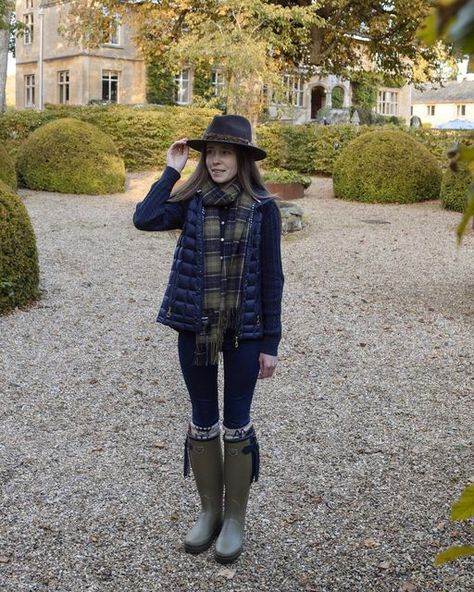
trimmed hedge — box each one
[441,165,473,212]
[0,143,17,189]
[333,130,442,204]
[16,118,126,194]
[0,104,219,171]
[257,121,473,176]
[1,105,471,175]
[0,180,39,313]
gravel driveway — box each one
[1,171,473,592]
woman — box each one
[133,114,284,563]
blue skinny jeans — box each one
[178,330,262,430]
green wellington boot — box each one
[183,435,224,554]
[214,428,259,564]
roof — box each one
[412,79,474,104]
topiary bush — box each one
[16,118,126,194]
[0,143,17,189]
[333,130,442,203]
[440,164,472,212]
[0,180,39,313]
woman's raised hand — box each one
[166,138,189,174]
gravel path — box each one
[1,172,473,592]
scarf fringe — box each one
[193,308,239,366]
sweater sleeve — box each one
[260,200,284,356]
[133,166,187,231]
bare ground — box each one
[1,172,473,592]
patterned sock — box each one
[223,421,253,442]
[188,421,221,440]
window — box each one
[24,74,35,107]
[211,69,225,97]
[457,104,466,117]
[427,105,435,116]
[24,13,34,44]
[175,68,191,105]
[107,16,121,45]
[102,70,119,102]
[58,71,70,104]
[377,91,398,115]
[25,0,33,8]
[283,74,304,108]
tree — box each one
[418,0,474,242]
[0,0,13,113]
[60,0,321,123]
[60,0,452,122]
[270,0,450,83]
[0,1,26,112]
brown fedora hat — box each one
[186,114,267,161]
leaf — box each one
[217,567,236,579]
[456,185,474,244]
[457,144,474,165]
[417,12,438,45]
[434,545,474,565]
[451,483,474,521]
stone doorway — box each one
[311,86,325,119]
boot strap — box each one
[242,429,260,483]
[183,437,191,478]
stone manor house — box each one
[15,0,412,122]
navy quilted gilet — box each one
[157,191,265,341]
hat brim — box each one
[186,139,267,161]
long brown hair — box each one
[169,145,269,202]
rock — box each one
[277,200,304,234]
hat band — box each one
[203,132,251,146]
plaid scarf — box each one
[194,179,253,365]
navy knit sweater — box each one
[133,166,284,355]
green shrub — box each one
[261,168,312,188]
[0,109,58,162]
[333,129,442,203]
[0,180,39,313]
[257,122,371,175]
[16,118,126,194]
[440,164,472,212]
[256,120,472,177]
[0,143,17,189]
[409,128,474,170]
[0,104,219,171]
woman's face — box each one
[205,142,238,187]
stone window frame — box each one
[24,12,34,45]
[377,90,399,116]
[102,69,120,103]
[25,0,34,8]
[105,15,121,46]
[211,68,225,97]
[283,73,304,108]
[175,67,192,105]
[24,74,35,107]
[58,70,70,104]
